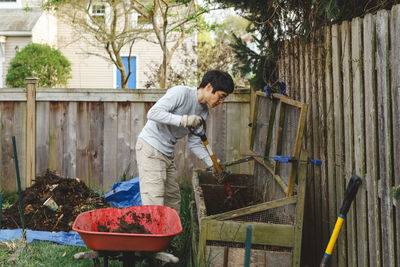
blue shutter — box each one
[117,56,137,89]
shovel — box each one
[189,119,243,206]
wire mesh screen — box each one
[232,203,296,225]
[206,240,293,252]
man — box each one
[136,70,234,213]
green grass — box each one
[0,182,196,266]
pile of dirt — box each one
[1,170,110,232]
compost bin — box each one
[192,92,309,267]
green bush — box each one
[6,43,71,88]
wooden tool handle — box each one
[203,139,222,173]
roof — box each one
[0,8,43,32]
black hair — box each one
[198,70,234,94]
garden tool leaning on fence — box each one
[189,118,244,207]
[320,174,363,267]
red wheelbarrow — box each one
[72,205,182,266]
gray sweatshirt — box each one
[138,85,213,167]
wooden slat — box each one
[130,102,146,178]
[117,102,131,181]
[341,20,356,267]
[88,102,104,188]
[239,102,250,174]
[205,219,295,247]
[25,79,37,186]
[363,13,381,267]
[390,5,400,265]
[303,41,317,267]
[318,30,329,249]
[332,23,346,267]
[14,102,26,189]
[293,150,308,267]
[0,103,17,191]
[209,196,298,221]
[376,10,395,267]
[293,38,300,100]
[103,102,118,189]
[63,102,77,178]
[36,102,49,175]
[76,102,90,185]
[49,102,65,175]
[352,16,368,267]
[311,37,322,256]
[325,27,337,257]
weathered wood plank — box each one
[376,10,395,267]
[390,5,400,265]
[205,219,295,247]
[36,102,49,175]
[0,103,17,191]
[103,102,118,189]
[293,38,300,100]
[117,102,131,182]
[239,102,250,173]
[130,102,146,178]
[303,41,317,267]
[311,37,322,256]
[325,27,337,257]
[76,102,90,185]
[14,102,26,189]
[352,16,368,267]
[318,30,329,249]
[25,79,37,186]
[49,102,65,175]
[63,102,77,178]
[363,13,381,267]
[332,23,346,267]
[341,20,356,267]
[89,102,104,189]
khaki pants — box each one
[135,138,181,214]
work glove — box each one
[180,115,202,128]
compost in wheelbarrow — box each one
[72,205,182,252]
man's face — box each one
[205,83,228,108]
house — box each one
[0,0,197,89]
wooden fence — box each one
[0,85,250,193]
[277,4,400,267]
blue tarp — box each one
[0,178,142,246]
[104,177,142,208]
[0,229,85,246]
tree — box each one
[6,43,71,88]
[45,0,150,88]
[130,0,216,88]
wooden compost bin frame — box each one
[192,92,308,266]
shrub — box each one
[6,43,71,88]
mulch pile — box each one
[1,170,110,232]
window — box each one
[0,0,21,8]
[117,56,137,89]
[90,4,106,25]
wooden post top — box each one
[25,78,38,84]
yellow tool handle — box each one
[202,139,222,173]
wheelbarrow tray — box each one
[72,205,182,252]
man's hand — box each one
[181,115,202,128]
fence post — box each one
[25,78,38,187]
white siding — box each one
[32,12,57,46]
[2,37,31,87]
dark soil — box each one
[1,169,110,232]
[199,173,261,215]
[97,210,151,234]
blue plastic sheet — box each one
[104,177,142,208]
[0,229,85,246]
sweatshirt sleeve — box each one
[187,134,213,167]
[146,87,185,127]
